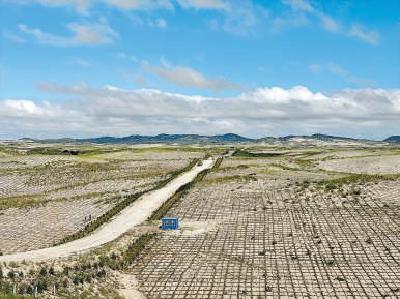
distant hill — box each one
[257,133,386,147]
[33,133,255,145]
[283,133,370,142]
[384,136,400,143]
[17,133,397,145]
[258,133,367,143]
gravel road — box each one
[0,158,214,262]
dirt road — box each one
[0,158,214,263]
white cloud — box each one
[147,62,240,92]
[1,84,399,139]
[2,99,45,116]
[69,23,117,44]
[12,0,259,35]
[154,18,167,28]
[282,0,339,32]
[308,63,321,72]
[282,0,378,43]
[18,24,70,46]
[271,14,309,32]
[282,0,313,12]
[176,0,229,10]
[69,57,91,67]
[104,0,173,10]
[11,0,173,11]
[318,14,340,32]
[18,0,230,11]
[117,52,138,63]
[35,0,92,12]
[348,24,380,45]
[17,22,118,46]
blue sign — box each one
[162,217,179,230]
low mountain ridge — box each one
[17,133,398,145]
[384,136,400,143]
[33,133,254,145]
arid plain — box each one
[0,140,399,298]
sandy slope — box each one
[0,158,214,263]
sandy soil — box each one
[130,154,400,299]
[115,272,147,299]
[0,158,213,263]
[318,154,400,174]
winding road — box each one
[0,158,214,263]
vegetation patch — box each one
[294,159,315,169]
[202,174,257,186]
[0,196,45,210]
[114,233,157,268]
[233,150,283,158]
[316,173,400,190]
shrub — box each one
[7,272,15,280]
[38,267,47,276]
[36,277,48,292]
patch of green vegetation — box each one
[233,150,283,158]
[119,233,157,267]
[294,159,314,169]
[0,294,32,299]
[257,168,278,175]
[97,287,124,299]
[202,174,257,186]
[25,147,123,157]
[0,196,46,210]
[211,156,223,170]
[129,146,208,153]
[316,173,400,190]
[268,162,299,171]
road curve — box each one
[0,158,214,263]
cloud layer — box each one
[9,0,381,40]
[1,85,399,139]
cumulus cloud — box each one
[147,62,240,92]
[1,84,399,139]
[2,99,45,116]
[17,22,118,46]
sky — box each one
[0,0,399,140]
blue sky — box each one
[0,0,399,139]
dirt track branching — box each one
[56,159,200,245]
